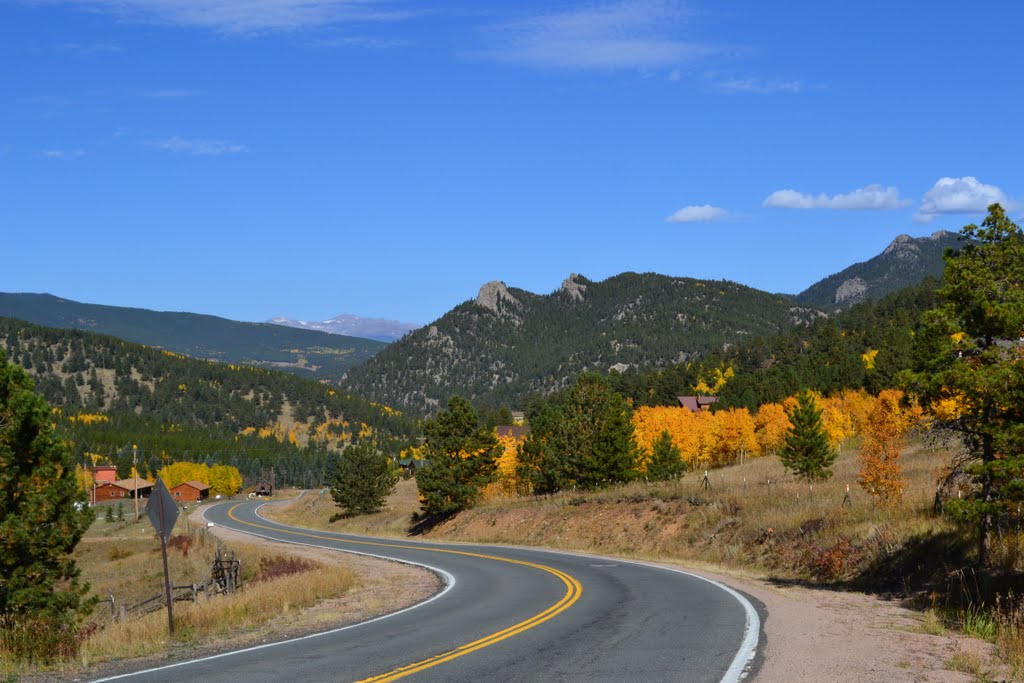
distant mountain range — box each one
[0,293,384,380]
[795,230,960,311]
[0,231,959,413]
[340,273,824,414]
[341,232,962,415]
[267,314,420,343]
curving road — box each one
[95,500,761,683]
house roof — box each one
[173,480,210,491]
[113,478,154,491]
[676,395,718,412]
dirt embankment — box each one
[425,501,1006,682]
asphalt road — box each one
[95,500,761,683]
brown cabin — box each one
[253,480,274,497]
[171,480,210,503]
[677,395,718,413]
[94,481,130,502]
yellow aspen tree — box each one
[754,402,791,456]
[858,389,922,507]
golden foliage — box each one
[858,389,923,507]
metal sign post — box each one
[146,478,179,636]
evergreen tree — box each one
[903,204,1024,576]
[105,505,114,523]
[519,373,639,494]
[0,351,93,658]
[779,390,836,481]
[646,430,685,481]
[416,396,499,518]
[331,443,399,516]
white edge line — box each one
[483,545,761,683]
[88,503,456,683]
[247,508,760,683]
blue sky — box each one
[2,1,1021,325]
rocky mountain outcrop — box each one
[797,231,960,311]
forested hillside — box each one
[0,293,385,380]
[795,231,959,311]
[342,272,823,415]
[0,317,417,484]
[612,278,941,410]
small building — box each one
[92,465,118,484]
[510,411,526,426]
[677,395,718,413]
[253,480,274,497]
[114,478,153,499]
[496,425,531,439]
[171,480,211,503]
[94,481,131,503]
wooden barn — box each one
[171,480,211,503]
[253,480,274,496]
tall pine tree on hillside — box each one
[519,373,639,494]
[779,390,837,481]
[331,443,399,516]
[416,396,499,518]
[646,430,686,481]
[903,204,1024,579]
[0,351,93,659]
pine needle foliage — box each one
[331,443,399,516]
[0,351,93,661]
[779,390,837,481]
[416,397,499,518]
[646,430,686,481]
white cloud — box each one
[147,137,247,155]
[666,204,728,223]
[41,148,86,159]
[475,1,714,71]
[914,176,1012,223]
[30,1,412,34]
[713,77,803,94]
[763,183,910,210]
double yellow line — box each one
[225,504,583,682]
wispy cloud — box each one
[41,148,86,159]
[666,204,728,223]
[140,89,200,99]
[30,1,414,34]
[914,176,1014,223]
[474,1,714,71]
[763,184,910,211]
[712,77,803,95]
[147,137,247,155]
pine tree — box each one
[331,443,399,516]
[416,396,499,518]
[519,373,639,494]
[646,430,685,481]
[779,390,837,481]
[903,204,1024,576]
[0,351,93,659]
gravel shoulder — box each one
[652,562,1005,682]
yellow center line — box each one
[225,504,583,683]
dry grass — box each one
[0,502,359,679]
[265,479,420,537]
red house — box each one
[171,481,211,503]
[92,465,118,484]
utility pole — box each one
[133,444,140,522]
